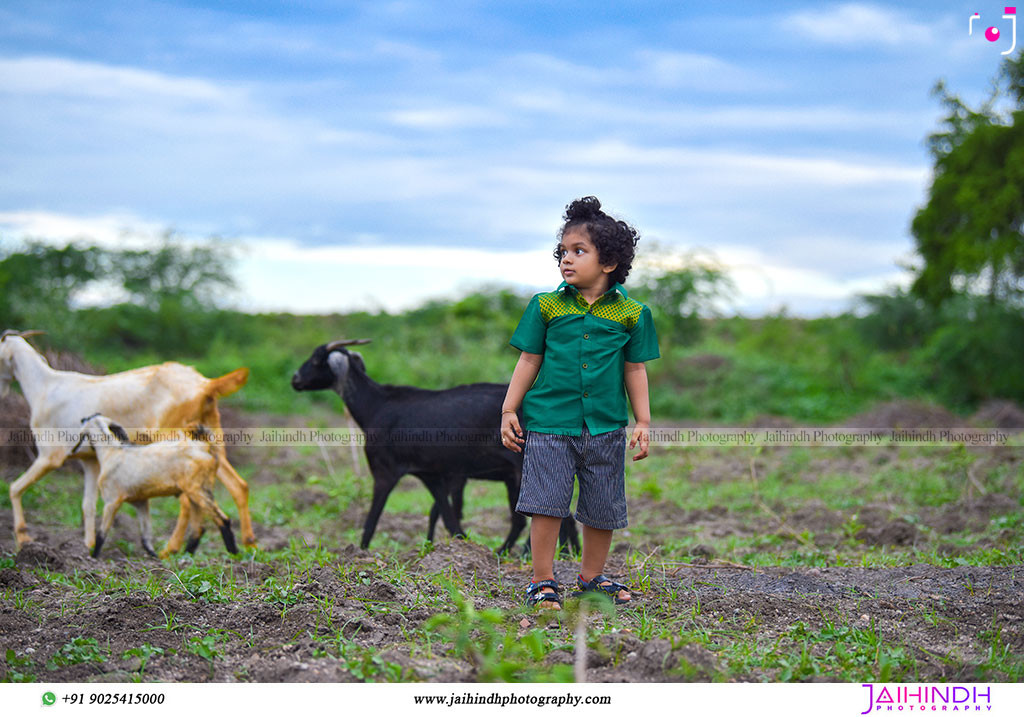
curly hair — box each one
[553,196,639,286]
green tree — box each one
[0,241,104,331]
[910,53,1024,308]
[0,234,236,355]
[630,249,734,347]
[113,232,235,310]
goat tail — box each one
[205,367,249,398]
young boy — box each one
[500,196,659,609]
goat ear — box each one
[109,422,132,445]
[326,351,350,379]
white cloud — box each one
[552,140,926,187]
[782,3,935,47]
[386,105,509,129]
[0,56,234,103]
[635,50,774,91]
[0,210,166,248]
[711,242,913,316]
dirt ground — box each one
[2,509,1022,684]
[1,525,1022,683]
[1,398,1023,682]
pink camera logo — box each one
[970,7,1017,54]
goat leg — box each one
[427,502,439,542]
[185,526,205,554]
[215,460,255,547]
[80,459,101,549]
[185,492,207,553]
[216,513,238,554]
[203,496,238,555]
[427,475,466,542]
[9,453,62,546]
[91,532,106,558]
[93,496,125,558]
[423,480,465,540]
[361,464,404,549]
[129,500,158,557]
[160,495,192,558]
[558,517,581,555]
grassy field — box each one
[2,398,1022,683]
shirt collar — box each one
[557,280,628,299]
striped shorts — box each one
[516,426,628,530]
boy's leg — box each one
[580,524,630,603]
[517,430,577,609]
[530,514,562,584]
[530,514,563,609]
[575,427,630,602]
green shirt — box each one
[510,281,660,436]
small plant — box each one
[842,513,865,543]
[185,628,234,679]
[47,637,108,669]
[121,644,168,680]
[175,564,233,603]
[186,629,228,661]
[2,649,36,683]
[425,579,574,682]
[263,576,301,607]
[334,637,406,682]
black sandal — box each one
[525,579,562,609]
[573,573,632,605]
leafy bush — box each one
[919,297,1024,408]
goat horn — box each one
[325,338,372,351]
[1,329,45,342]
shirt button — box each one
[584,391,589,397]
[583,333,589,339]
[582,363,588,369]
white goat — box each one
[0,329,255,552]
[74,414,237,558]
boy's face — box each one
[558,227,617,292]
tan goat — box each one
[0,330,255,551]
[74,414,237,558]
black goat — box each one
[291,339,579,553]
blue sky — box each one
[0,2,1013,315]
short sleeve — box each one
[624,305,660,363]
[510,294,546,354]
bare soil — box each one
[1,399,1022,682]
[1,523,1022,683]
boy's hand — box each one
[501,411,525,453]
[629,423,650,461]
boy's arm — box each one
[500,351,543,453]
[624,360,651,461]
